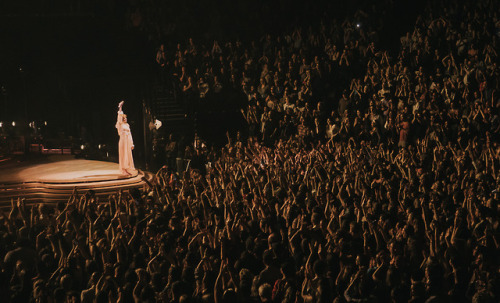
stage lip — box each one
[0,156,151,206]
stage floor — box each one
[0,155,137,184]
[0,155,151,207]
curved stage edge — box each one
[0,155,153,207]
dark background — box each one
[0,8,149,145]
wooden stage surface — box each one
[0,155,151,207]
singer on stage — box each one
[116,101,135,175]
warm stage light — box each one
[155,119,162,129]
[81,145,85,150]
[12,121,16,127]
[0,122,3,127]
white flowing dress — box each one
[116,110,135,174]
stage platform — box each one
[0,155,152,208]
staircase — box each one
[150,84,191,135]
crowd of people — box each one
[1,0,499,302]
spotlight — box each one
[155,119,162,130]
[356,23,361,28]
[0,122,2,127]
[12,121,16,127]
[81,145,85,150]
[44,121,47,126]
[98,144,102,149]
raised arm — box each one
[116,101,125,129]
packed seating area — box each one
[1,0,499,302]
